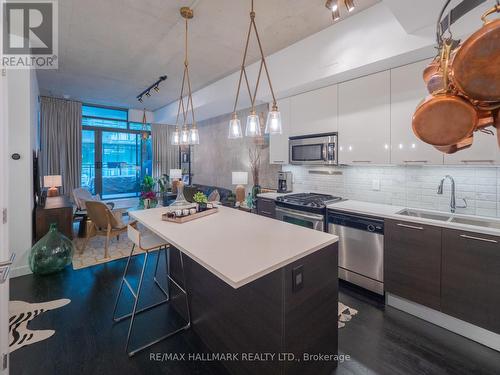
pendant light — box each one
[140,109,150,140]
[171,7,200,146]
[229,0,282,138]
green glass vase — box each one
[29,223,74,275]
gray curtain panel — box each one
[151,123,179,179]
[40,96,82,196]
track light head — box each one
[325,0,338,12]
[138,97,143,103]
[345,0,355,13]
[145,91,151,97]
[154,85,160,93]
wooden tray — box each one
[162,207,218,223]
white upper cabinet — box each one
[390,60,444,165]
[269,98,290,165]
[338,71,391,165]
[290,85,338,137]
[444,130,500,165]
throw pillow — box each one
[207,189,220,202]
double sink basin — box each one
[397,209,500,230]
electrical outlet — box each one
[292,265,304,292]
[372,179,380,191]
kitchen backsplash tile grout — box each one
[282,165,500,218]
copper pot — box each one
[412,93,478,146]
[423,58,443,94]
[434,136,473,154]
[495,110,500,147]
[451,5,500,103]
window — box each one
[81,104,152,199]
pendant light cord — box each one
[231,0,278,115]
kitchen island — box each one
[130,205,339,375]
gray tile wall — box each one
[283,165,500,218]
[192,104,281,191]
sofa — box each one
[183,184,233,204]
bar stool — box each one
[112,223,191,357]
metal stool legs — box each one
[112,246,191,357]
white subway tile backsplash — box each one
[282,165,500,218]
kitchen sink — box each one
[396,209,451,221]
[450,217,500,230]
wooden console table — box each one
[35,196,73,242]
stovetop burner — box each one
[276,193,342,209]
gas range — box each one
[276,193,343,215]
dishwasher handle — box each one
[328,211,384,234]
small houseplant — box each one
[193,192,208,211]
[140,175,158,208]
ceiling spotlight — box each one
[145,91,151,97]
[138,97,143,103]
[154,85,160,93]
[332,7,340,21]
[344,0,355,12]
[325,0,338,12]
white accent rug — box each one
[9,299,71,352]
[72,234,144,270]
[338,302,358,328]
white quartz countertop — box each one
[327,200,500,237]
[130,206,338,289]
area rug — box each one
[9,299,70,353]
[338,302,358,328]
[72,234,144,270]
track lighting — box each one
[344,0,355,13]
[136,75,167,103]
[325,0,355,21]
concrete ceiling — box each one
[37,0,380,110]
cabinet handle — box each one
[397,223,424,231]
[352,160,372,163]
[404,160,428,163]
[273,160,285,163]
[460,160,494,163]
[260,211,273,215]
[460,234,498,243]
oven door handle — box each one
[276,206,324,221]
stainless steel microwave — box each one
[289,133,338,165]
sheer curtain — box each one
[40,96,82,196]
[151,123,179,179]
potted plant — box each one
[193,192,208,211]
[140,175,158,209]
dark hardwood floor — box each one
[10,255,500,375]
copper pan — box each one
[423,58,443,94]
[451,5,500,103]
[413,93,478,146]
[494,110,500,147]
[434,136,473,154]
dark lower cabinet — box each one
[384,219,442,310]
[442,229,500,334]
[257,198,276,218]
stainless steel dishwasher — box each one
[328,210,384,295]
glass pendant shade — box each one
[189,127,200,145]
[171,128,180,145]
[180,128,190,145]
[228,114,243,139]
[265,109,282,135]
[245,112,261,137]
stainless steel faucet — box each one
[437,175,467,213]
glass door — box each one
[81,130,152,199]
[101,131,141,199]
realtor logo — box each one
[2,0,58,69]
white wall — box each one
[8,69,40,277]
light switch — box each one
[372,179,380,191]
[292,265,304,292]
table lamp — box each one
[232,171,248,204]
[44,175,62,197]
[169,169,189,207]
